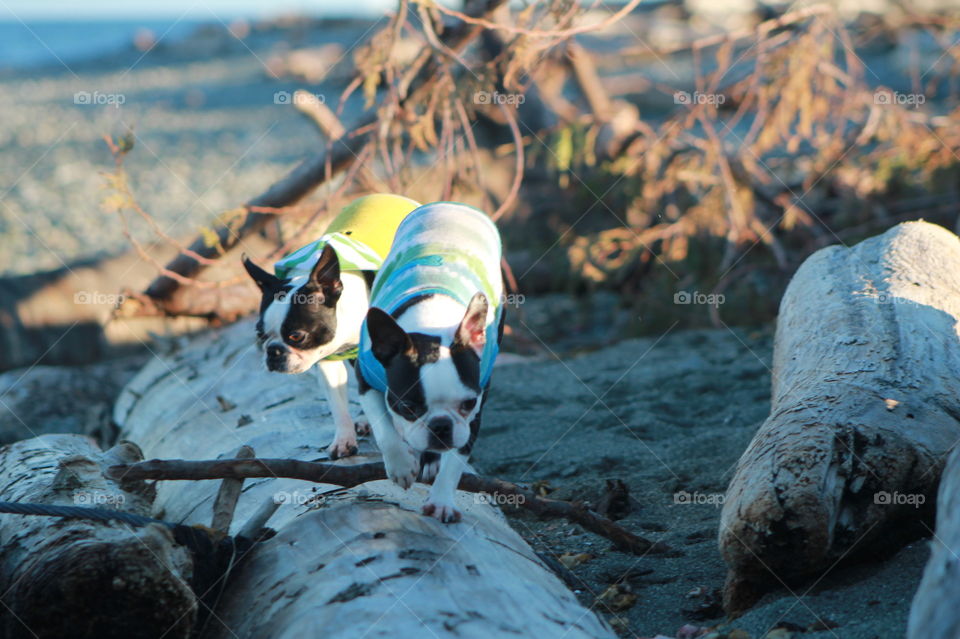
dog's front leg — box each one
[359,390,419,488]
[422,452,467,523]
[317,359,358,459]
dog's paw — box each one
[418,451,441,482]
[383,448,420,489]
[327,436,359,460]
[422,499,461,523]
[354,419,371,437]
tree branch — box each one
[106,457,672,556]
[141,0,510,309]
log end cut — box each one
[8,524,196,639]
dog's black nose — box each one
[427,416,453,449]
[266,344,285,359]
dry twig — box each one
[106,457,672,556]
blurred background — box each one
[2,0,960,370]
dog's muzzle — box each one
[266,344,288,372]
[427,416,454,450]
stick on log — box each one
[106,456,668,555]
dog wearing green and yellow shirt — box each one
[242,193,421,459]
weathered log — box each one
[719,221,960,613]
[908,443,960,637]
[0,435,195,638]
[0,356,144,444]
[114,319,615,638]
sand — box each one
[477,325,921,639]
[0,20,375,276]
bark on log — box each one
[719,221,960,614]
[114,319,615,638]
[908,444,960,638]
[0,435,195,638]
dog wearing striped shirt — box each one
[357,202,504,523]
[242,193,421,459]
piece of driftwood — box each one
[106,457,668,555]
[0,356,144,444]
[114,318,615,638]
[719,221,960,614]
[139,0,509,315]
[211,445,255,533]
[909,443,960,637]
[0,435,195,639]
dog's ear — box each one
[310,244,343,300]
[242,255,281,292]
[367,307,411,364]
[453,292,488,356]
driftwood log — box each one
[114,319,615,638]
[719,221,960,613]
[0,435,195,638]
[909,443,960,637]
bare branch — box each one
[106,457,672,556]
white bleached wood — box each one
[909,443,960,637]
[0,435,195,638]
[115,319,614,639]
[719,221,960,612]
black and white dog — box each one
[243,246,372,458]
[357,202,504,523]
[242,193,420,459]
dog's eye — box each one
[286,330,307,344]
[458,398,478,415]
[389,394,422,421]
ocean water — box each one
[0,20,210,71]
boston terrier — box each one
[357,201,504,523]
[242,193,420,459]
